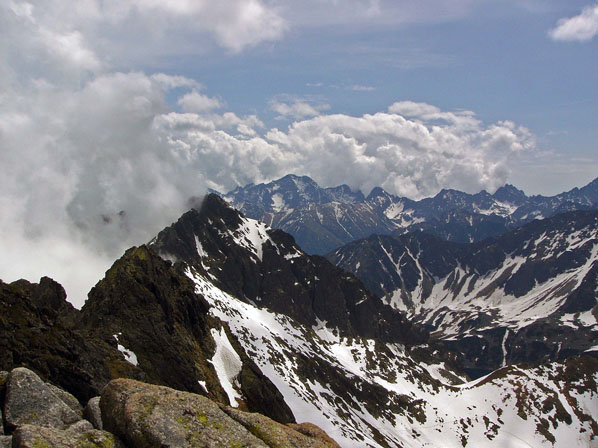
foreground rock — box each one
[83,397,103,430]
[101,378,340,448]
[4,367,81,431]
[12,424,124,448]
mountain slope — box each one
[149,194,427,344]
[328,210,598,377]
[149,194,598,447]
[3,195,598,447]
[221,175,598,254]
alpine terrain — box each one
[328,210,598,378]
[2,194,597,446]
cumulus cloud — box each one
[0,0,536,307]
[262,106,533,199]
[0,71,534,306]
[549,4,598,42]
[270,98,331,120]
[178,90,223,113]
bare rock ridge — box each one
[0,277,139,402]
[0,367,338,448]
[79,244,294,423]
[149,193,428,345]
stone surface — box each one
[101,378,268,447]
[67,419,95,433]
[288,423,341,447]
[12,424,124,448]
[4,367,81,431]
[47,383,83,418]
[223,407,341,448]
[101,378,339,448]
[0,370,7,435]
[83,397,102,430]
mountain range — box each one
[2,178,598,447]
[222,174,598,254]
[328,209,598,377]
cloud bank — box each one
[549,4,598,42]
[1,0,536,306]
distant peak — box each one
[367,186,386,197]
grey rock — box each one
[101,378,340,448]
[66,419,94,433]
[0,436,11,448]
[101,378,268,448]
[12,424,125,448]
[4,367,81,431]
[46,383,83,418]
[0,370,8,435]
[223,407,341,447]
[83,396,102,430]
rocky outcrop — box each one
[79,245,294,423]
[101,378,340,448]
[12,424,124,448]
[83,397,102,430]
[0,278,143,403]
[1,368,126,448]
[4,367,82,431]
[1,368,339,448]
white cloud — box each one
[262,106,533,199]
[270,99,331,120]
[349,85,376,91]
[178,90,223,113]
[549,4,598,42]
[0,0,538,307]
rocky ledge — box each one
[0,367,339,448]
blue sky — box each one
[1,0,597,302]
[165,0,597,195]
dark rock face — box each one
[150,194,427,345]
[221,174,598,254]
[1,249,292,423]
[79,245,294,424]
[0,279,140,403]
[328,210,598,376]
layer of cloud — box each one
[549,3,598,42]
[178,90,223,113]
[0,65,535,307]
[0,0,537,307]
[270,98,331,120]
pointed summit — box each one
[492,184,527,204]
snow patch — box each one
[209,327,243,407]
[113,333,138,366]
